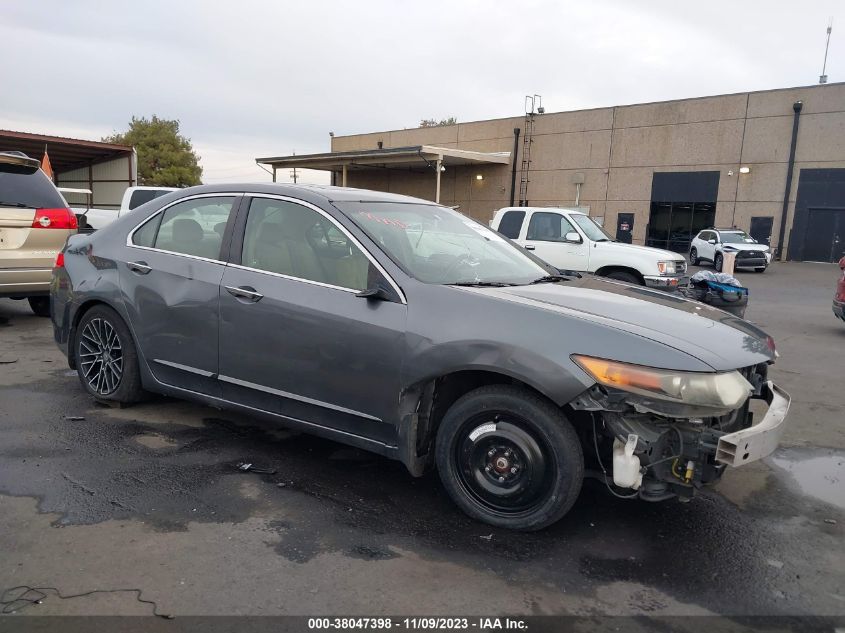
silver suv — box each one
[1,152,77,315]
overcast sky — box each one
[1,0,841,184]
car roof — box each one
[497,206,585,214]
[178,183,430,206]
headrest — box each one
[173,218,203,243]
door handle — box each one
[225,285,264,303]
[524,244,536,251]
[128,261,152,275]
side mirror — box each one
[707,239,717,245]
[564,231,582,244]
[355,285,393,302]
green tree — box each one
[104,115,202,186]
[419,117,457,128]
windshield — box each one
[570,214,613,242]
[720,231,755,244]
[335,201,553,285]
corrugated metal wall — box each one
[56,155,133,209]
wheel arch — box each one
[594,265,645,284]
[397,368,563,477]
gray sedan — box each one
[51,184,790,530]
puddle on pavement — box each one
[767,447,845,510]
[132,434,179,450]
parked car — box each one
[51,184,790,530]
[834,256,845,323]
[491,207,687,289]
[1,151,77,316]
[689,228,771,272]
[74,185,179,231]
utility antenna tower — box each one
[519,94,543,206]
[820,18,833,84]
[290,150,298,183]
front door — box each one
[218,196,407,445]
[804,209,845,263]
[749,216,774,247]
[520,211,589,271]
[119,194,239,394]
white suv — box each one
[689,228,771,273]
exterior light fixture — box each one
[476,174,484,181]
[439,165,446,172]
[739,166,751,174]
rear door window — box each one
[497,211,525,239]
[131,196,235,260]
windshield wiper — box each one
[529,274,576,284]
[0,201,30,208]
[448,281,517,287]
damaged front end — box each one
[569,357,790,501]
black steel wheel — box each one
[436,385,583,530]
[75,305,144,403]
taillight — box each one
[54,252,65,268]
[32,208,78,230]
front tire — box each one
[714,253,724,272]
[689,247,699,266]
[28,296,51,317]
[754,267,766,273]
[75,305,144,403]
[435,385,583,531]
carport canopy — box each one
[255,145,511,203]
[0,129,133,173]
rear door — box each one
[217,195,406,445]
[118,193,240,395]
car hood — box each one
[599,241,683,260]
[462,277,774,371]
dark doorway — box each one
[616,213,634,243]
[749,216,774,247]
[647,171,719,253]
[803,208,845,263]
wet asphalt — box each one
[0,261,843,617]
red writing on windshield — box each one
[358,211,408,229]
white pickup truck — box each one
[490,207,687,289]
[71,186,177,231]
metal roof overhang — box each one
[0,130,133,173]
[255,145,511,172]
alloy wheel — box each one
[78,317,124,395]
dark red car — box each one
[834,256,845,323]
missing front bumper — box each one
[715,381,790,466]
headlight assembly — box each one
[656,260,676,275]
[572,355,753,410]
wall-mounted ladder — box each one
[519,95,542,206]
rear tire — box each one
[28,296,51,317]
[754,267,766,273]
[605,270,641,284]
[689,247,700,266]
[435,385,583,531]
[714,253,724,272]
[74,305,144,403]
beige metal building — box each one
[258,82,845,262]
